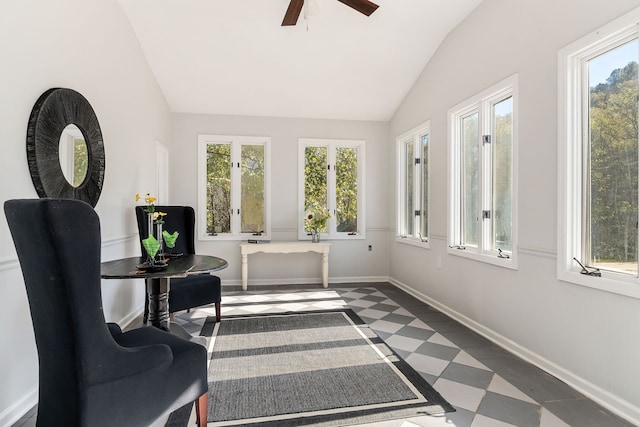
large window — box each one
[396,121,430,247]
[559,8,640,298]
[298,138,365,240]
[448,75,518,267]
[198,135,271,240]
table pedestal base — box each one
[145,278,207,346]
[146,278,170,331]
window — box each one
[558,8,640,298]
[448,75,518,267]
[396,121,430,247]
[298,138,365,240]
[198,135,271,240]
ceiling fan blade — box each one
[282,0,304,26]
[337,0,379,16]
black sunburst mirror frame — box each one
[26,88,105,207]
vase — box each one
[146,213,155,264]
[157,222,164,260]
[311,231,320,243]
[147,213,154,240]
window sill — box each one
[558,269,640,300]
[396,237,430,249]
[199,234,271,242]
[297,233,366,241]
[447,247,517,270]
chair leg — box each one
[215,302,221,323]
[143,290,149,324]
[195,392,207,427]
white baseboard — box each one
[0,386,37,427]
[118,303,145,329]
[388,277,640,426]
[220,276,390,287]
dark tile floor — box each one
[12,283,634,427]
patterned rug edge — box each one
[168,308,455,426]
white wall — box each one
[388,0,640,423]
[5,0,640,425]
[170,114,390,285]
[0,0,172,425]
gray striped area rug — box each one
[169,309,454,426]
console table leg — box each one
[322,252,329,288]
[241,253,248,290]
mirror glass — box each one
[58,124,88,187]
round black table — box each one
[101,254,227,332]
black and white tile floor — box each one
[12,283,634,427]
[173,283,633,427]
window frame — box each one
[298,138,366,240]
[558,8,640,299]
[197,134,271,241]
[448,74,519,269]
[396,120,431,248]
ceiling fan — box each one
[281,0,379,26]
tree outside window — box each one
[586,40,639,275]
[558,10,640,298]
[299,139,365,239]
[396,121,430,246]
[198,135,270,240]
[449,75,517,267]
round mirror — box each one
[27,88,105,207]
[58,124,89,187]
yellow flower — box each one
[136,192,156,214]
[153,211,167,224]
[304,209,331,232]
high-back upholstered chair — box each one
[5,199,208,427]
[135,205,222,323]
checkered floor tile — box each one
[171,284,632,427]
[15,284,630,427]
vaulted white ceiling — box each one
[118,0,482,121]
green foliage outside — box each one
[493,98,513,252]
[304,145,359,233]
[304,146,328,232]
[460,101,513,252]
[462,113,479,247]
[73,138,88,187]
[205,143,265,235]
[404,142,414,235]
[240,145,265,233]
[421,135,429,239]
[336,148,358,232]
[589,61,639,273]
[206,144,231,234]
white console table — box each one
[239,241,331,290]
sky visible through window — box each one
[589,39,638,86]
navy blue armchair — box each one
[135,205,222,323]
[5,199,208,427]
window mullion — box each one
[485,102,495,254]
[413,140,421,238]
[580,57,591,265]
[327,143,337,236]
[230,142,241,236]
[452,115,463,245]
[480,103,492,254]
